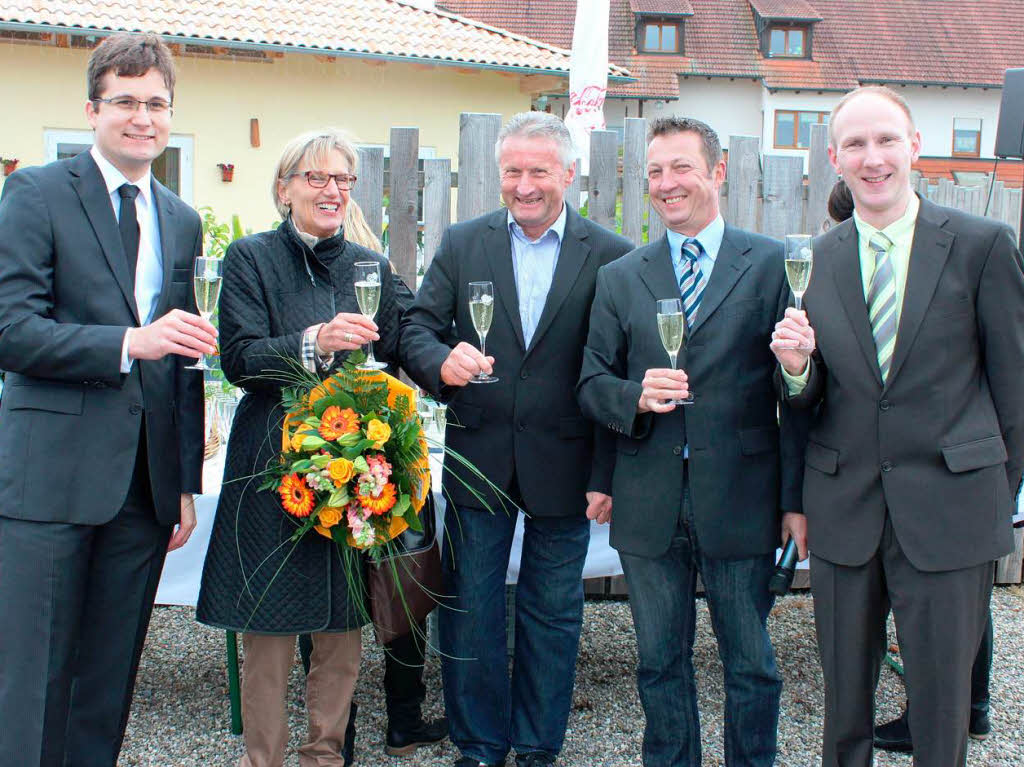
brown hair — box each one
[827,178,855,222]
[87,33,176,102]
[647,116,723,174]
[829,85,914,146]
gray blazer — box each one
[578,226,809,559]
[781,197,1024,572]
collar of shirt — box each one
[90,145,153,210]
[507,203,567,247]
[666,213,724,284]
[852,191,920,314]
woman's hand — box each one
[316,313,379,353]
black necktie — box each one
[118,183,140,286]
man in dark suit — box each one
[576,116,807,766]
[400,112,632,767]
[772,86,1024,766]
[0,34,216,767]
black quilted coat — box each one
[196,219,400,633]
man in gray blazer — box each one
[772,86,1024,766]
[577,117,808,766]
[0,34,215,767]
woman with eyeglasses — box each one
[197,128,400,767]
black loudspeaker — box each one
[994,68,1024,159]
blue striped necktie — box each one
[679,238,706,327]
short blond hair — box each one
[829,85,915,146]
[344,199,382,252]
[272,128,358,218]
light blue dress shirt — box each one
[666,213,725,292]
[508,204,567,347]
[90,146,164,372]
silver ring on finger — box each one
[345,332,353,342]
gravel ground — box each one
[121,585,1024,766]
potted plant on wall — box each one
[1,158,18,176]
[217,162,235,182]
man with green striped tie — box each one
[771,85,1024,767]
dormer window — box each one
[768,26,806,57]
[631,1,692,55]
[641,20,680,53]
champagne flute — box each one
[185,256,223,371]
[468,281,498,384]
[784,234,814,351]
[656,298,693,406]
[353,261,388,370]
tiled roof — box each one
[628,0,694,17]
[444,0,1024,97]
[748,0,822,21]
[0,0,628,77]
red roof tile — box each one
[445,0,1024,97]
[748,0,822,21]
[628,0,694,16]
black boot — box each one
[385,714,449,756]
[873,708,912,752]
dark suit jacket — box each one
[399,207,633,517]
[782,197,1024,572]
[0,151,204,526]
[577,227,808,559]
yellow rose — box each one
[328,458,356,485]
[318,506,343,528]
[365,419,392,448]
[290,430,306,452]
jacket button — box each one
[881,460,893,472]
[672,445,682,455]
[879,399,891,411]
[129,403,142,415]
[517,422,526,432]
[520,370,529,380]
[94,382,107,389]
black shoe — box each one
[342,701,358,766]
[385,715,448,756]
[969,708,991,740]
[454,758,502,767]
[873,709,912,752]
[515,753,555,766]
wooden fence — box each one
[351,113,1024,590]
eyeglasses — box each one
[92,96,174,116]
[292,171,358,191]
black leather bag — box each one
[367,494,442,644]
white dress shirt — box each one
[508,204,567,348]
[90,146,164,372]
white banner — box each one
[564,0,610,176]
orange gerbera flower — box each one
[319,406,359,441]
[279,473,315,517]
[357,482,397,516]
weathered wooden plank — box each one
[647,196,666,244]
[565,159,582,213]
[995,526,1024,584]
[916,177,931,200]
[588,129,619,230]
[457,112,502,223]
[937,177,955,207]
[807,123,833,234]
[388,127,419,290]
[725,135,761,231]
[988,180,1005,222]
[352,147,385,240]
[762,154,805,238]
[422,158,451,273]
[622,118,647,246]
[1005,188,1022,238]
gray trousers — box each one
[811,516,992,767]
[0,498,170,767]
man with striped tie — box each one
[771,86,1024,767]
[577,116,809,766]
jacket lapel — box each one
[884,198,954,389]
[638,235,678,301]
[525,208,589,355]
[69,152,140,324]
[484,211,526,351]
[151,179,178,321]
[688,225,751,337]
[829,219,882,383]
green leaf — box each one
[310,454,331,468]
[405,507,424,532]
[392,494,411,518]
[353,455,369,473]
[291,459,314,472]
[302,435,327,450]
[328,488,349,507]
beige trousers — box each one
[239,629,361,767]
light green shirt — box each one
[782,192,920,392]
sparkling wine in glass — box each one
[468,281,498,384]
[784,234,814,351]
[185,256,223,371]
[353,261,388,370]
[656,298,693,406]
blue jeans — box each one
[439,504,589,764]
[618,481,780,767]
